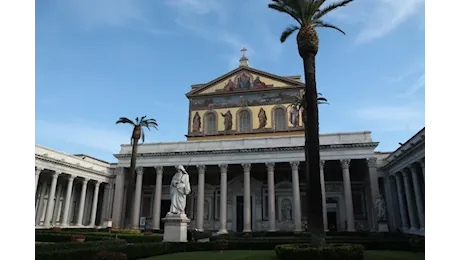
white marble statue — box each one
[375,194,387,222]
[167,165,191,215]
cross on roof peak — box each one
[241,47,247,57]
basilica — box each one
[35,54,425,235]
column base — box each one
[217,229,228,235]
[195,228,204,232]
[268,229,278,232]
[409,227,418,233]
[243,229,252,233]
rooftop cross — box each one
[241,47,247,57]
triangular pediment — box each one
[186,66,303,97]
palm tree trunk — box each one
[125,138,139,228]
[303,54,326,247]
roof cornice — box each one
[114,142,379,159]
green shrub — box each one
[211,239,229,251]
[35,242,127,260]
[35,239,127,253]
[275,243,365,260]
[93,251,127,260]
[35,231,162,243]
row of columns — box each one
[35,167,110,227]
[393,159,425,232]
[113,157,374,232]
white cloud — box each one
[327,0,424,44]
[48,0,174,35]
[398,73,425,98]
[353,104,425,131]
[35,119,134,153]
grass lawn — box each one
[140,250,424,260]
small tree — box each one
[116,116,158,227]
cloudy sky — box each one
[35,0,425,162]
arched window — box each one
[239,110,251,132]
[205,113,217,134]
[274,107,287,130]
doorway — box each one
[236,196,252,232]
[327,211,338,232]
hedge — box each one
[275,243,365,260]
[35,239,127,253]
[35,231,162,243]
[35,238,423,260]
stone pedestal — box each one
[102,220,112,229]
[378,222,389,232]
[162,214,190,242]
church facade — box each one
[35,55,425,235]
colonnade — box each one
[390,159,425,233]
[35,167,112,228]
[113,158,379,232]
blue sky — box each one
[35,0,425,163]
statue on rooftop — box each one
[258,108,267,129]
[192,112,201,132]
[221,110,233,131]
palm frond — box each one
[135,117,139,124]
[140,115,147,123]
[303,0,326,22]
[313,0,354,21]
[116,117,135,125]
[289,92,329,109]
[281,25,300,43]
[268,1,303,25]
[313,20,346,35]
[141,118,158,130]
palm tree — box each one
[268,0,354,247]
[116,116,158,227]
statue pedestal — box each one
[378,222,389,232]
[162,214,190,242]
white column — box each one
[90,181,101,227]
[402,170,418,232]
[51,183,63,225]
[242,163,252,232]
[290,161,302,232]
[420,159,425,180]
[112,168,125,228]
[320,160,328,231]
[36,181,48,225]
[132,167,144,228]
[196,165,206,231]
[367,157,380,231]
[44,171,60,227]
[152,166,163,230]
[107,182,115,220]
[101,184,110,221]
[266,162,276,232]
[35,167,43,194]
[395,173,409,230]
[76,178,89,226]
[61,175,75,227]
[409,164,424,232]
[341,159,355,232]
[218,164,228,234]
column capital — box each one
[52,171,61,178]
[290,161,300,170]
[68,175,76,181]
[340,159,351,169]
[35,167,43,175]
[136,166,144,175]
[242,163,251,172]
[114,167,124,176]
[419,158,425,168]
[265,162,275,171]
[219,164,228,172]
[154,166,163,174]
[95,181,102,187]
[197,165,206,173]
[320,160,326,168]
[366,157,378,168]
[401,170,410,179]
[82,178,89,184]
